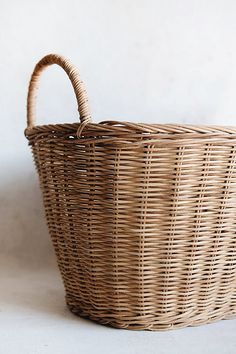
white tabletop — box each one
[1,258,236,354]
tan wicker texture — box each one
[25,54,236,330]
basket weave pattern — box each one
[25,54,236,330]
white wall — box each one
[1,0,236,266]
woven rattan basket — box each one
[25,54,236,331]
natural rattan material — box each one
[25,54,236,330]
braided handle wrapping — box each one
[27,54,91,132]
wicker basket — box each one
[25,54,236,331]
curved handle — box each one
[27,53,92,129]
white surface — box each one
[1,1,236,353]
[1,260,236,354]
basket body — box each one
[26,121,236,330]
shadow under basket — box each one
[25,53,236,330]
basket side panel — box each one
[30,136,236,330]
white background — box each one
[1,1,236,353]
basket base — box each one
[66,301,236,331]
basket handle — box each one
[27,54,92,131]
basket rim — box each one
[25,120,236,137]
